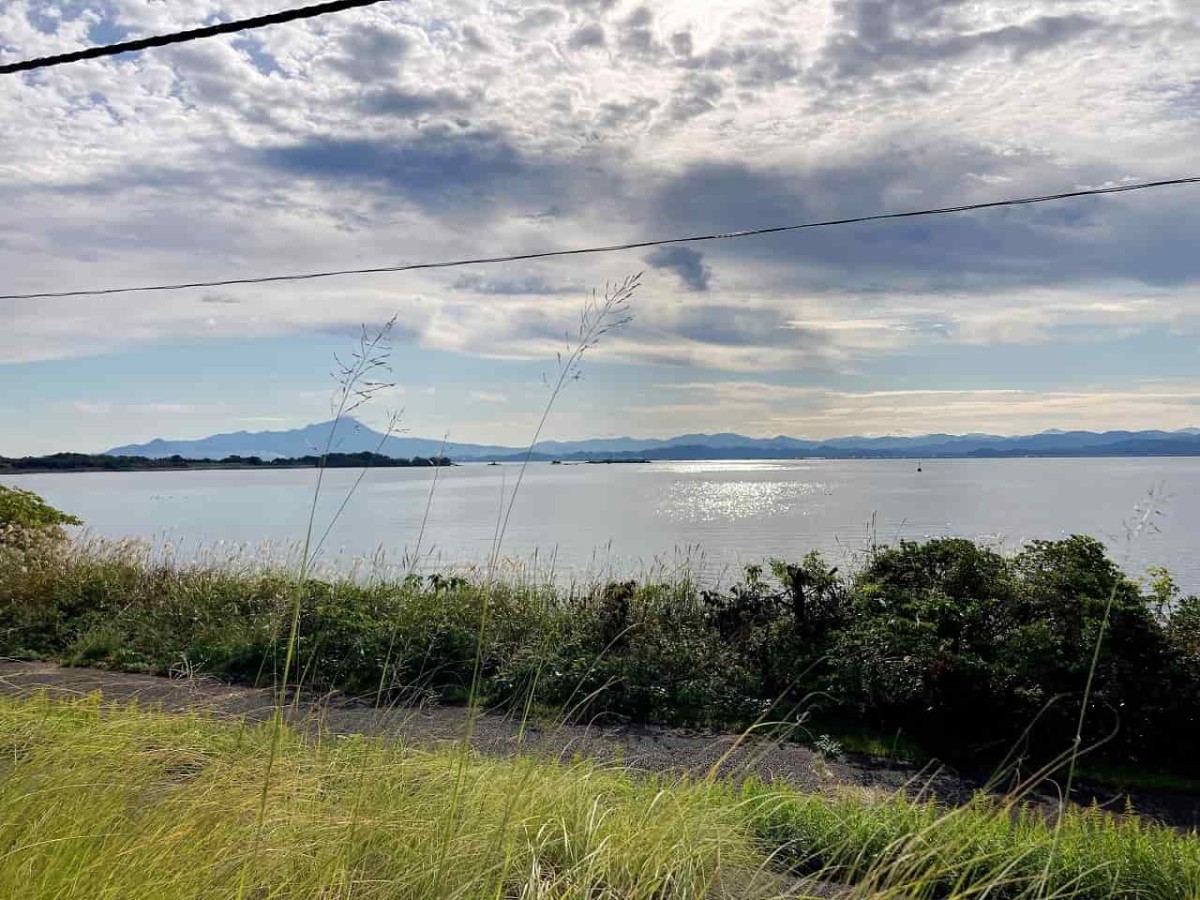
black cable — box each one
[0,0,394,75]
[2,176,1197,301]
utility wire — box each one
[2,175,1197,301]
[0,0,394,75]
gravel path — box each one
[2,660,1196,829]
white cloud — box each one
[624,381,1200,438]
[1,0,1199,440]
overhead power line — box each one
[2,176,1198,302]
[0,0,394,75]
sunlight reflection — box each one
[658,479,831,522]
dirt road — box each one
[1,660,1196,828]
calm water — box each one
[5,458,1198,588]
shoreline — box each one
[8,454,1200,475]
[1,462,452,475]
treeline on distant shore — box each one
[0,451,452,473]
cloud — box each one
[655,304,825,351]
[618,5,663,58]
[71,400,231,417]
[2,0,1200,447]
[634,381,1200,438]
[817,3,1103,84]
[684,42,802,88]
[256,130,530,211]
[325,24,411,83]
[648,151,1200,293]
[470,390,507,403]
[517,7,565,31]
[451,273,579,295]
[361,87,475,118]
[593,96,659,130]
[665,74,723,122]
[460,23,492,52]
[568,23,606,50]
[644,246,712,292]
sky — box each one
[2,0,1199,454]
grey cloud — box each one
[625,6,653,27]
[649,150,1200,292]
[258,129,526,210]
[471,301,830,369]
[666,74,723,121]
[851,0,892,43]
[255,127,625,217]
[670,32,693,58]
[461,23,492,51]
[452,273,578,295]
[686,43,802,88]
[568,23,606,50]
[200,294,241,305]
[595,96,659,129]
[818,3,1101,82]
[726,46,800,87]
[54,163,226,198]
[326,25,410,83]
[618,5,663,58]
[519,7,565,31]
[983,14,1104,58]
[655,305,830,352]
[481,306,571,345]
[525,205,565,221]
[834,0,990,43]
[648,156,1020,284]
[315,320,424,344]
[362,87,475,118]
[645,246,711,292]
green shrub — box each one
[0,485,81,551]
[1,531,1198,775]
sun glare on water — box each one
[658,477,831,522]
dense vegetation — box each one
[0,484,81,551]
[2,486,1198,778]
[2,694,1197,899]
[0,451,451,472]
[0,484,82,530]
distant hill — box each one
[107,420,514,461]
[101,419,1200,462]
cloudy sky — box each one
[2,0,1199,453]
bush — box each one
[0,485,81,551]
[1,527,1198,775]
[825,537,1198,768]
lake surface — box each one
[6,458,1198,589]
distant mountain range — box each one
[104,419,1200,462]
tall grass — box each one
[1,693,1197,899]
[747,783,1200,898]
[0,694,750,900]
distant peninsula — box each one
[0,451,452,474]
